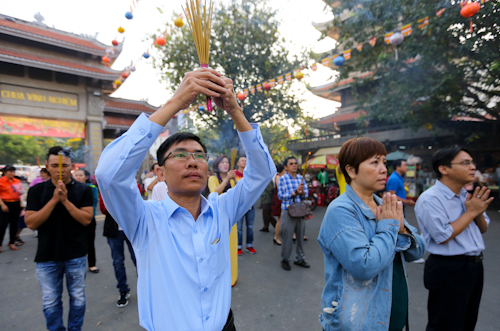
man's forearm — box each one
[473,214,488,233]
[149,99,179,127]
[231,108,252,132]
[62,200,93,226]
[25,199,58,229]
[442,211,476,244]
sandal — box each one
[15,237,24,246]
[8,244,19,251]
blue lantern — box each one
[333,56,345,67]
[198,105,205,111]
[142,52,150,59]
[125,12,133,20]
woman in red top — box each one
[0,165,23,252]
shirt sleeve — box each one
[218,124,275,227]
[96,113,164,248]
[81,186,94,208]
[415,198,454,244]
[26,184,42,211]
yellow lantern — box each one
[174,18,184,28]
[114,79,122,86]
[295,71,304,80]
[118,27,125,34]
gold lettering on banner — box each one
[27,93,47,102]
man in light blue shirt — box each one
[96,68,275,331]
[415,145,493,331]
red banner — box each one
[0,116,85,138]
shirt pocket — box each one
[343,269,378,292]
[207,240,228,280]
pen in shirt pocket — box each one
[211,238,220,245]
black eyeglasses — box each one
[161,151,209,165]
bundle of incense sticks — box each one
[183,0,214,111]
[58,153,63,181]
[230,148,238,187]
[302,152,311,178]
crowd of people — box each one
[0,68,497,331]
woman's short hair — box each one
[212,155,228,174]
[339,137,387,184]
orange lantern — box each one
[237,92,246,101]
[263,82,271,91]
[102,56,110,63]
[460,2,480,33]
[112,40,119,46]
[156,36,167,46]
[121,71,129,79]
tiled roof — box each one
[0,47,119,80]
[0,17,115,56]
[316,110,366,125]
[104,98,159,114]
[104,115,136,128]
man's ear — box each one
[157,167,166,181]
[438,165,449,178]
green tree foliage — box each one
[152,0,310,153]
[325,0,499,131]
[0,135,85,165]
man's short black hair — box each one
[432,145,471,179]
[157,132,207,166]
[394,159,405,169]
[150,163,158,171]
[283,157,296,167]
[47,146,63,160]
[2,165,15,172]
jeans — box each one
[36,256,86,331]
[107,230,136,293]
[237,207,255,248]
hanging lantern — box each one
[389,32,404,46]
[106,48,115,56]
[183,109,189,114]
[143,52,150,59]
[121,71,129,79]
[460,2,480,33]
[155,36,167,46]
[295,72,304,81]
[114,79,122,86]
[263,82,271,91]
[129,65,136,72]
[174,18,184,28]
[118,27,125,34]
[237,92,246,101]
[101,56,110,63]
[198,105,205,111]
[112,40,119,46]
[333,56,345,67]
[125,12,133,20]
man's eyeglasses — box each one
[450,160,476,167]
[161,151,209,165]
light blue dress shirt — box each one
[96,113,275,331]
[415,180,490,256]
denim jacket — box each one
[318,184,426,331]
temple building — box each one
[0,14,173,173]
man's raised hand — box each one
[170,68,227,111]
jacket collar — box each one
[345,184,379,220]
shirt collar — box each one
[163,193,213,220]
[345,184,378,220]
[435,180,467,200]
[392,171,404,181]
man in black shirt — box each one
[26,146,93,331]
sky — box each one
[1,0,340,119]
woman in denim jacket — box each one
[318,138,426,331]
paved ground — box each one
[1,204,499,330]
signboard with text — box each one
[0,116,85,138]
[0,84,78,111]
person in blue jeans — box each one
[26,147,94,331]
[99,191,137,307]
[318,138,426,331]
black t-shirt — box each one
[27,179,94,262]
